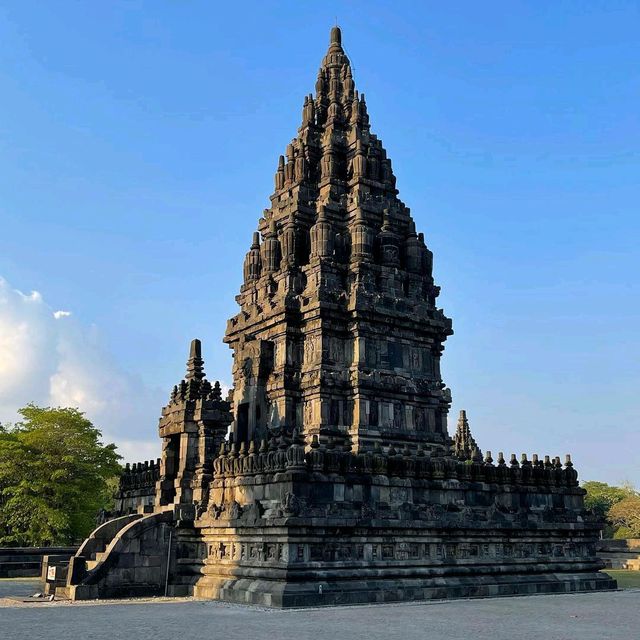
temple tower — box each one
[225,26,453,452]
[63,26,614,607]
[155,339,232,508]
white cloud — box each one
[0,276,163,463]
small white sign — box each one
[47,566,57,581]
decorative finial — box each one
[185,338,205,381]
[330,25,342,46]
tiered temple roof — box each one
[225,26,453,452]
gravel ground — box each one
[2,587,639,640]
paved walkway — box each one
[2,585,639,640]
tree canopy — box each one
[0,404,121,546]
[609,497,640,539]
[583,480,640,539]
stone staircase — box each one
[597,539,640,570]
[55,514,142,599]
[56,510,176,600]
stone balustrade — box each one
[114,459,161,515]
[119,459,161,492]
[211,434,579,489]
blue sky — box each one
[0,1,638,483]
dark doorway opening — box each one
[237,402,249,443]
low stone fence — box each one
[597,539,640,570]
[0,547,77,578]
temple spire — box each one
[452,410,481,461]
[185,338,205,381]
[320,25,349,76]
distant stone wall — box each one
[114,459,160,515]
[597,539,640,569]
[0,547,77,578]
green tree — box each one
[0,404,121,546]
[583,480,638,538]
[583,481,635,516]
[609,497,640,539]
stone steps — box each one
[54,586,71,600]
[85,551,109,572]
[62,511,173,600]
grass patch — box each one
[605,570,640,589]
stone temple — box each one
[58,27,615,606]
